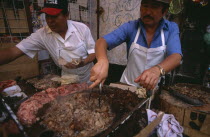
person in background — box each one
[89,0,182,90]
[0,0,95,83]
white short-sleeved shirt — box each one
[16,20,95,82]
[17,20,95,65]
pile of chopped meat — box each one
[38,86,147,137]
[170,83,210,104]
[26,74,60,90]
[17,83,88,126]
[17,85,147,137]
[40,92,115,137]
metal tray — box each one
[28,86,148,137]
[166,83,210,106]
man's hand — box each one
[64,60,85,69]
[89,59,109,88]
[63,53,95,69]
[64,62,77,69]
[134,66,160,90]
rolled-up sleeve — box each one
[16,30,45,58]
[166,23,183,56]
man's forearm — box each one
[0,46,24,65]
[158,53,182,73]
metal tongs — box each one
[98,83,103,107]
[146,90,153,109]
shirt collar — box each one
[138,18,169,47]
[160,19,169,31]
[65,20,78,40]
[46,26,52,33]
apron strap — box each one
[161,29,165,46]
[161,29,167,58]
[134,27,165,46]
[74,29,88,54]
[131,28,166,55]
[134,27,141,43]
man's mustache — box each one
[143,15,154,20]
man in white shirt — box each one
[0,0,95,83]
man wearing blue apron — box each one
[90,0,182,90]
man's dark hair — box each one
[161,3,169,13]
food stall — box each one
[0,77,150,137]
[0,0,210,137]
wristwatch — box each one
[155,65,165,76]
